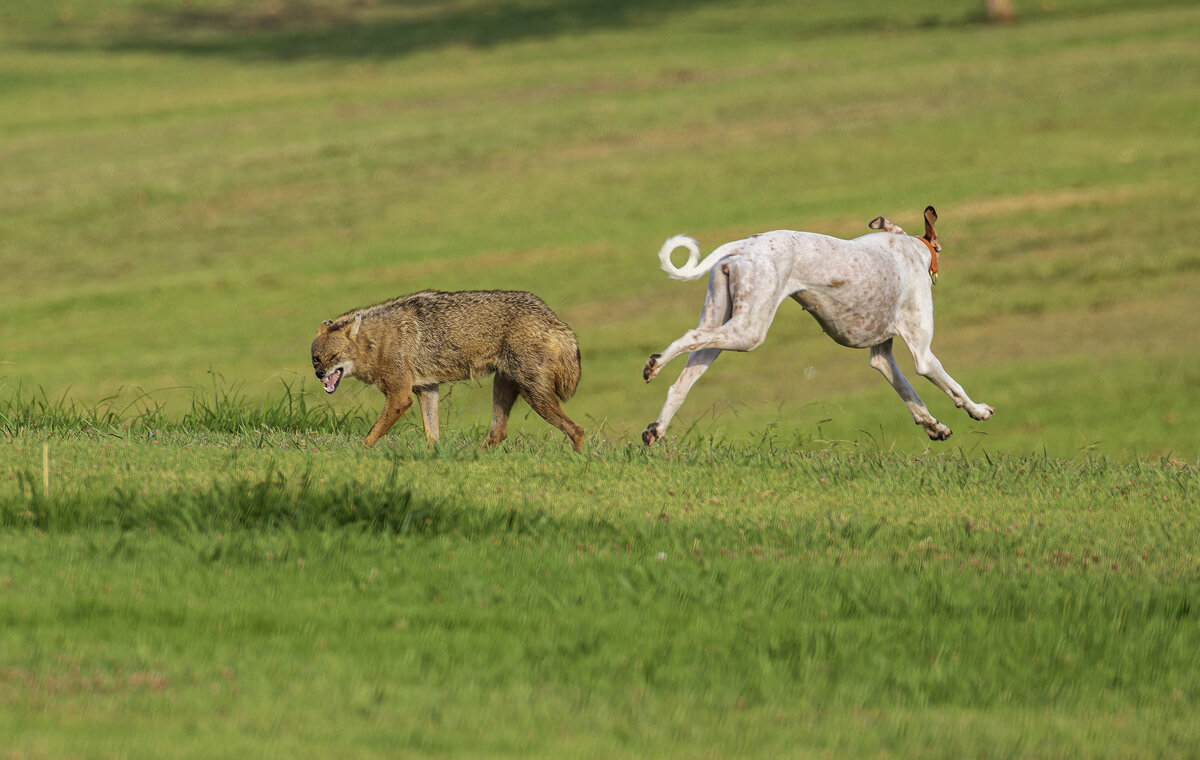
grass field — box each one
[3,0,1198,457]
[3,414,1198,758]
[2,0,1199,757]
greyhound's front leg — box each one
[868,340,952,441]
[895,305,994,425]
[365,389,413,447]
[910,348,995,422]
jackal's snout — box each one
[312,364,343,394]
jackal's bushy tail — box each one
[552,332,582,401]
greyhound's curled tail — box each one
[658,235,735,282]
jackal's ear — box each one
[923,206,941,252]
[347,313,363,340]
[317,319,333,335]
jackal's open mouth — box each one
[321,368,343,394]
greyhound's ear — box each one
[923,206,941,252]
[870,216,905,234]
[347,313,363,340]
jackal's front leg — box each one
[414,385,440,446]
[365,391,413,447]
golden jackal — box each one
[311,290,584,451]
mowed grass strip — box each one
[1,0,1197,460]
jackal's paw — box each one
[643,354,662,382]
[642,423,662,447]
[968,403,994,421]
[924,421,953,442]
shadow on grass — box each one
[28,0,1115,61]
[1,457,630,547]
[40,0,728,60]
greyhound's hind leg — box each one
[643,348,722,445]
[644,258,783,387]
[644,265,736,445]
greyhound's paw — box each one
[968,404,994,421]
[643,354,662,382]
[924,421,953,441]
[642,423,661,447]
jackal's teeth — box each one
[322,368,342,394]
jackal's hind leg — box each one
[518,386,585,453]
[485,374,520,447]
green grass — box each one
[2,0,1198,458]
[2,401,1198,758]
[2,0,1200,756]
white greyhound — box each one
[642,207,994,445]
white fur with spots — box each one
[643,208,993,445]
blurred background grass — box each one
[1,0,1197,457]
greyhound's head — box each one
[868,205,940,251]
[310,313,362,394]
[870,206,941,283]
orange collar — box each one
[914,236,939,283]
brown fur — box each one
[311,290,584,451]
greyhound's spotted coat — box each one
[642,207,994,445]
